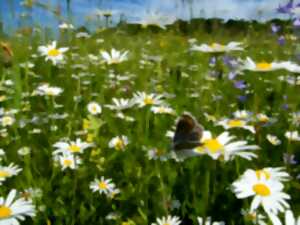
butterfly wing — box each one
[173,113,203,151]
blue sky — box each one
[0,0,290,32]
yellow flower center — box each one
[211,43,224,50]
[0,206,12,218]
[255,170,271,180]
[156,149,164,156]
[48,48,60,57]
[63,159,72,167]
[68,144,81,153]
[203,138,224,153]
[256,62,272,70]
[144,97,154,105]
[115,139,125,150]
[98,181,108,190]
[163,223,170,225]
[227,119,245,127]
[253,183,271,196]
[0,170,10,178]
[91,106,98,113]
[110,58,120,64]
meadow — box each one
[0,16,299,225]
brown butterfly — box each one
[172,112,204,151]
[0,41,13,68]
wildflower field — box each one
[0,8,300,225]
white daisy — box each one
[0,116,15,127]
[233,110,252,120]
[266,134,281,146]
[90,177,116,195]
[194,131,258,161]
[129,12,176,29]
[217,118,255,133]
[0,164,22,184]
[53,138,92,155]
[54,153,82,170]
[38,41,68,65]
[34,83,63,97]
[0,189,35,225]
[146,148,169,161]
[133,92,163,107]
[197,217,225,225]
[87,102,102,115]
[241,57,284,72]
[108,136,129,151]
[190,41,243,53]
[232,170,290,217]
[100,48,128,65]
[285,131,300,141]
[151,215,181,225]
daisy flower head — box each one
[108,136,129,151]
[34,83,63,97]
[241,57,283,72]
[133,92,164,108]
[217,118,255,133]
[190,41,243,53]
[100,48,128,65]
[266,134,281,146]
[54,153,82,170]
[87,102,102,115]
[194,131,258,161]
[0,163,22,184]
[38,41,68,65]
[241,209,267,225]
[233,110,252,120]
[285,131,300,141]
[0,189,35,225]
[130,12,176,29]
[53,138,92,155]
[151,215,181,225]
[232,169,291,217]
[146,148,169,161]
[0,115,15,127]
[90,177,116,195]
[197,217,225,225]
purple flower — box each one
[277,1,293,14]
[281,103,289,110]
[228,71,237,80]
[209,56,216,66]
[271,23,281,33]
[293,18,300,28]
[283,153,298,165]
[237,95,247,102]
[234,80,247,89]
[278,35,285,45]
[223,56,239,70]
